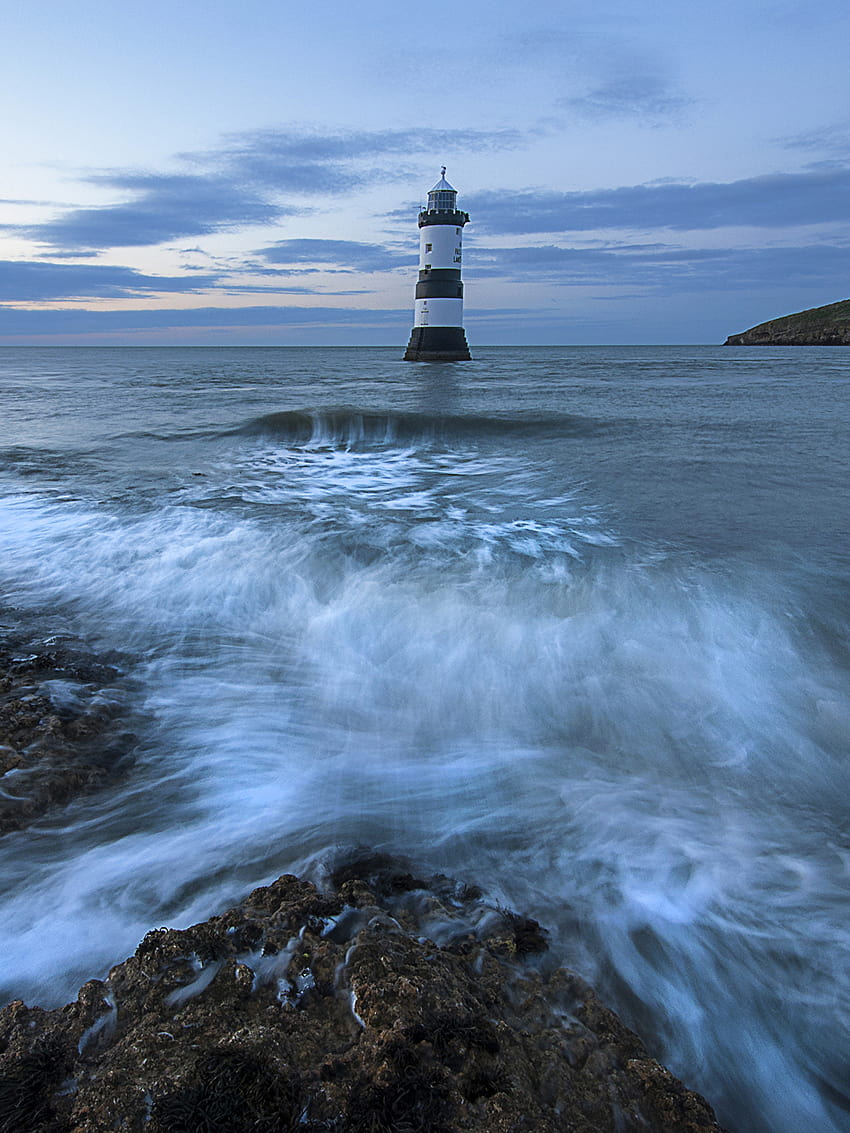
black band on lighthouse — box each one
[415,280,463,299]
[418,268,462,282]
[418,209,470,229]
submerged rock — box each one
[0,634,133,835]
[0,857,727,1132]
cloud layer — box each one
[0,304,409,335]
[0,259,217,301]
[257,239,415,273]
[19,175,283,251]
[464,167,850,234]
[469,241,850,292]
[562,75,692,122]
[16,126,523,254]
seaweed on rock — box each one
[150,1047,303,1133]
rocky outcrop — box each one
[0,634,133,834]
[0,857,728,1133]
[725,298,850,344]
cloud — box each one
[468,241,850,293]
[0,304,411,337]
[0,197,81,208]
[209,126,524,188]
[464,166,850,234]
[221,284,374,296]
[17,125,523,254]
[35,250,101,259]
[779,122,850,163]
[0,259,218,301]
[20,174,287,251]
[256,238,415,273]
[217,285,332,295]
[562,75,692,122]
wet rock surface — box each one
[0,632,133,834]
[0,855,727,1132]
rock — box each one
[724,298,850,344]
[0,857,729,1132]
[0,633,133,834]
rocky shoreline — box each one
[0,858,727,1132]
[0,642,728,1132]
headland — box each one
[725,298,850,344]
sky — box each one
[2,0,850,345]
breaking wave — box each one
[231,407,606,447]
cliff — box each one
[724,298,850,345]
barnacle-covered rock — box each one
[0,855,728,1132]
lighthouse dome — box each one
[427,167,457,212]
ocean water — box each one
[0,344,848,1132]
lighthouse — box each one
[403,168,471,361]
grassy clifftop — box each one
[725,298,850,344]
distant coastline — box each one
[725,298,850,345]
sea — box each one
[0,345,848,1132]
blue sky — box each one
[2,0,849,344]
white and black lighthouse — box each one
[403,168,471,361]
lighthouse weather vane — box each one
[403,167,471,361]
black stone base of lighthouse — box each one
[403,326,472,361]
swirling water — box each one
[0,345,848,1131]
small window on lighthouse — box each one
[456,228,461,235]
[425,243,432,252]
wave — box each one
[230,408,605,448]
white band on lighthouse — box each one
[414,298,464,327]
[420,224,462,271]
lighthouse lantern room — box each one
[403,168,471,361]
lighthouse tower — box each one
[403,168,471,361]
